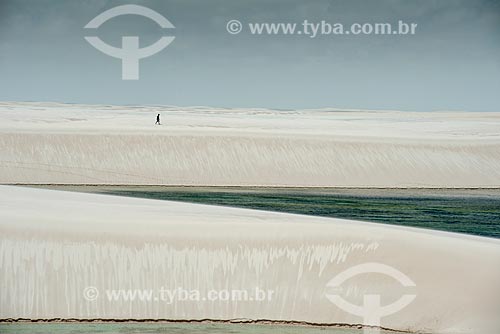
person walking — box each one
[155,114,161,125]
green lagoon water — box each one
[34,186,500,239]
[0,322,405,334]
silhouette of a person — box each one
[155,114,161,125]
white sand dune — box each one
[1,185,499,333]
[1,101,500,186]
[1,102,500,333]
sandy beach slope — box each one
[1,185,499,333]
[1,102,499,187]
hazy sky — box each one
[0,0,499,111]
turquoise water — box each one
[0,322,404,334]
[34,186,500,238]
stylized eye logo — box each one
[84,4,175,80]
[325,263,417,333]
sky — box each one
[0,0,499,111]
